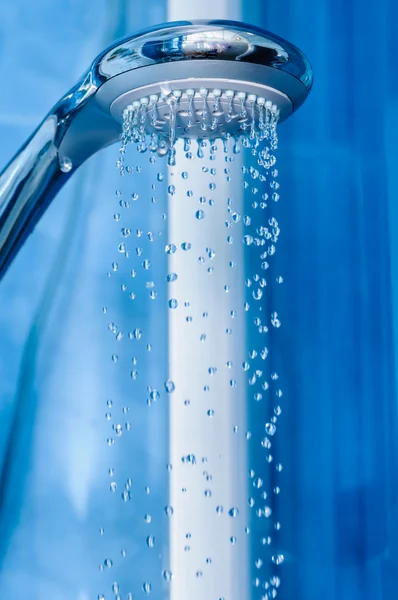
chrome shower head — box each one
[60,20,312,164]
[0,20,312,277]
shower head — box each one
[61,20,312,163]
[0,20,312,277]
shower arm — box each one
[0,113,73,278]
[0,20,312,280]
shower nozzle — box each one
[0,20,312,278]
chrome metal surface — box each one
[0,20,312,279]
[95,20,313,91]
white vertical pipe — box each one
[167,140,248,600]
[168,0,241,21]
[166,4,249,600]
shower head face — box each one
[111,84,288,141]
[58,20,313,163]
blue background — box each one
[242,1,398,598]
[0,0,397,598]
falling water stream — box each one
[99,89,283,600]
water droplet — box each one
[164,379,175,393]
[104,558,113,568]
[60,156,72,173]
[182,453,196,465]
[228,507,239,518]
[272,554,285,565]
[271,312,281,327]
[168,185,176,196]
[253,477,263,489]
[113,423,123,436]
[207,409,215,417]
[204,489,212,497]
[216,505,224,515]
[162,569,173,582]
[166,272,177,283]
[230,536,238,545]
[196,210,205,220]
[145,514,152,523]
[112,583,119,594]
[243,235,253,246]
[165,243,177,254]
[142,259,151,270]
[149,390,160,402]
[264,506,273,518]
[181,242,192,251]
[121,227,131,238]
[168,299,178,309]
[143,582,152,594]
[165,505,174,517]
[265,423,276,436]
[146,535,155,548]
[118,243,126,253]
